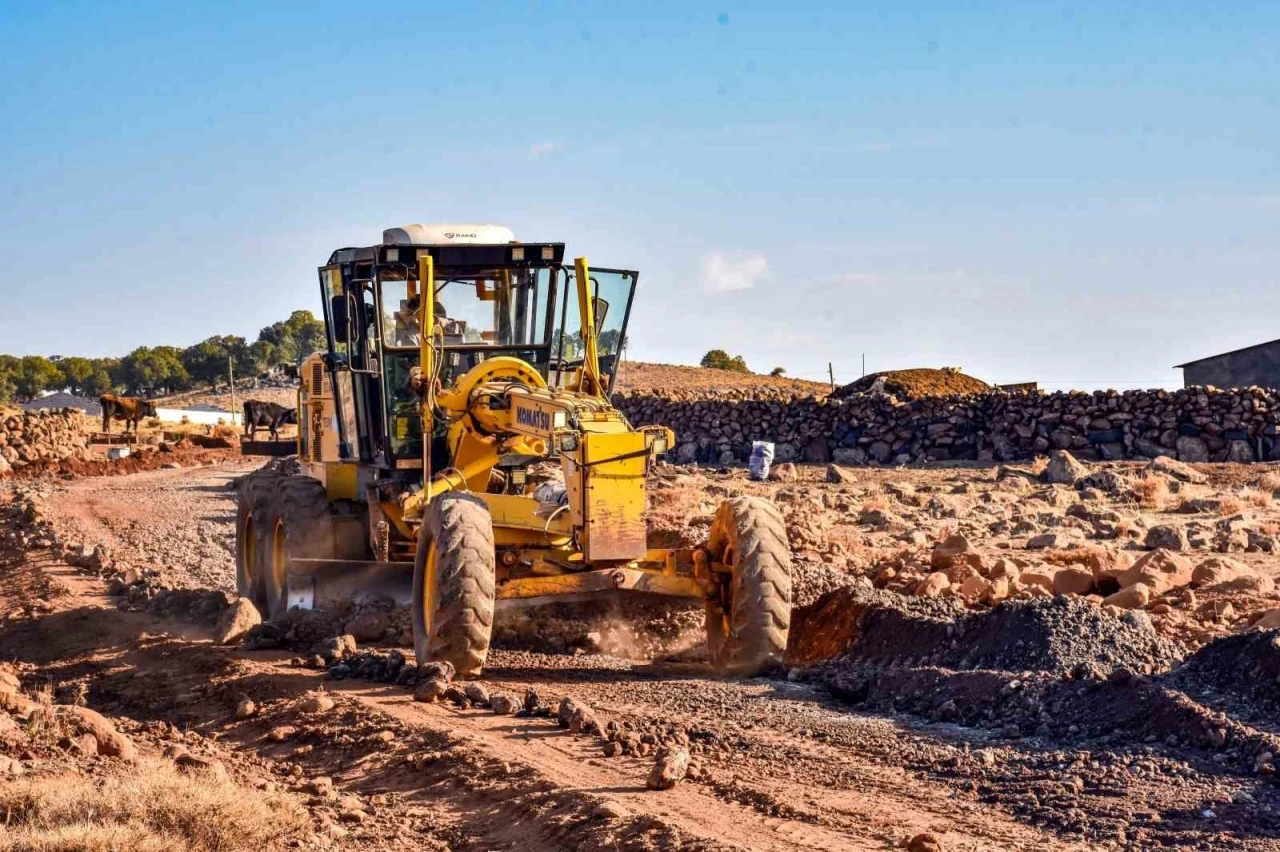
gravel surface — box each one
[39,460,256,590]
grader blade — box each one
[285,559,414,610]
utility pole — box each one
[862,353,866,377]
[828,362,835,392]
[228,356,236,429]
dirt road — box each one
[4,460,1279,850]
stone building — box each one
[1176,339,1280,389]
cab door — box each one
[552,266,638,391]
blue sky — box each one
[2,1,1278,389]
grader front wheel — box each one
[412,492,497,678]
[705,497,792,676]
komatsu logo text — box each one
[516,406,551,432]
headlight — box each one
[558,433,579,453]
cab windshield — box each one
[378,268,555,350]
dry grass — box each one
[0,759,310,852]
[1259,470,1280,495]
[1041,548,1095,568]
[1216,494,1246,516]
[1236,486,1273,509]
[858,497,892,516]
[1131,474,1172,510]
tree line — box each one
[0,311,325,403]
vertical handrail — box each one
[574,256,604,398]
[418,254,435,486]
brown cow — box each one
[99,394,158,435]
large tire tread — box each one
[414,493,496,678]
[707,496,792,676]
[261,473,334,618]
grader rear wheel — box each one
[235,468,285,614]
[261,475,335,619]
[235,502,263,607]
[705,496,792,676]
[413,492,496,678]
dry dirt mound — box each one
[831,367,989,399]
[614,361,829,397]
[2,444,235,481]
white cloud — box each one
[700,252,768,293]
[527,139,562,159]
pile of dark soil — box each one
[831,367,989,400]
[796,588,1280,769]
[1167,629,1280,731]
[791,587,1180,676]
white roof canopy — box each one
[382,224,516,245]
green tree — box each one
[0,355,18,403]
[119,346,189,395]
[85,358,119,397]
[598,329,627,356]
[258,310,325,367]
[57,357,96,395]
[182,335,251,389]
[700,349,750,374]
[12,355,63,400]
[247,339,278,375]
[769,366,787,377]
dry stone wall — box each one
[614,386,1280,466]
[0,408,92,475]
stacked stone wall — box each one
[0,409,92,475]
[613,386,1278,466]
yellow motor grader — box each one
[235,224,791,676]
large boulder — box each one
[1084,547,1134,584]
[1144,524,1188,552]
[930,534,973,570]
[1104,582,1152,610]
[1118,549,1193,594]
[1175,435,1210,464]
[832,447,867,466]
[1148,455,1206,484]
[213,598,262,644]
[915,572,950,598]
[1042,450,1087,485]
[52,706,137,761]
[1191,556,1248,587]
[825,464,857,485]
[1053,567,1095,596]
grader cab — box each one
[235,224,792,676]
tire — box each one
[234,468,285,613]
[413,492,496,678]
[705,496,792,676]
[261,474,334,619]
[235,502,264,606]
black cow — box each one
[243,400,297,440]
[99,394,158,435]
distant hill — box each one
[831,367,990,400]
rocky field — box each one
[2,450,1280,850]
